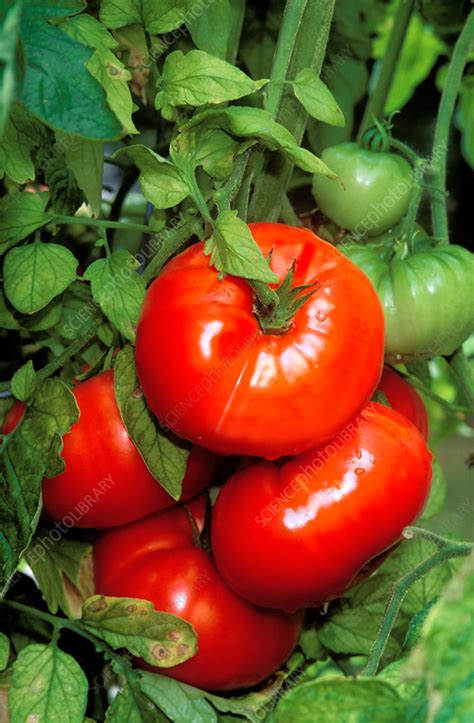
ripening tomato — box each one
[1,371,217,528]
[136,222,384,459]
[94,502,302,691]
[211,402,432,611]
[377,366,429,439]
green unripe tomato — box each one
[312,143,413,237]
[343,240,474,362]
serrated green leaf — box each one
[106,683,160,723]
[11,361,37,402]
[205,210,278,283]
[0,634,9,672]
[115,145,189,209]
[4,241,77,314]
[114,346,190,499]
[57,133,104,217]
[171,125,239,180]
[26,535,94,618]
[100,0,188,34]
[83,250,145,341]
[0,3,21,136]
[0,191,53,254]
[139,673,218,722]
[292,69,345,127]
[0,102,48,184]
[273,678,404,723]
[61,14,137,135]
[20,13,123,139]
[156,50,267,109]
[186,0,232,59]
[9,643,88,723]
[81,595,197,667]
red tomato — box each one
[1,371,217,528]
[211,402,432,611]
[94,503,302,691]
[377,366,429,439]
[136,222,384,459]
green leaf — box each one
[9,643,88,722]
[38,142,84,216]
[401,554,474,722]
[0,3,21,135]
[60,14,137,135]
[171,125,240,180]
[56,132,104,217]
[4,241,78,314]
[420,459,446,521]
[83,250,145,341]
[106,683,159,723]
[0,103,48,184]
[186,0,232,59]
[319,538,458,663]
[115,145,189,209]
[0,634,9,672]
[0,289,19,330]
[156,50,267,109]
[292,69,345,127]
[0,191,53,254]
[20,12,123,139]
[138,672,218,723]
[11,361,37,402]
[299,629,324,661]
[205,210,279,283]
[81,595,197,667]
[100,0,187,34]
[456,75,474,169]
[273,678,404,723]
[114,346,190,500]
[183,106,336,176]
[26,535,94,618]
[373,12,446,114]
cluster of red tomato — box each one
[2,223,433,691]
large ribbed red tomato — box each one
[1,371,216,528]
[135,222,384,459]
[211,402,432,611]
[94,502,301,691]
[377,366,429,439]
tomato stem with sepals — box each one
[360,116,391,153]
[357,0,416,140]
[430,10,474,245]
[248,0,335,222]
[361,526,473,677]
[251,261,319,335]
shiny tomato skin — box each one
[211,402,432,611]
[136,222,384,459]
[378,366,429,439]
[94,505,302,691]
[2,372,216,528]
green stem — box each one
[447,347,474,407]
[235,152,258,221]
[399,160,425,250]
[361,527,473,677]
[141,215,203,284]
[0,315,102,394]
[357,0,415,141]
[389,138,421,166]
[430,10,474,244]
[214,151,251,215]
[248,0,336,222]
[55,215,153,235]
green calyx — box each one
[252,260,319,335]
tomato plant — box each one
[0,1,473,721]
[136,222,384,459]
[94,501,302,691]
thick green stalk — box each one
[361,527,473,677]
[357,0,415,140]
[248,0,335,222]
[430,10,474,244]
[448,347,474,408]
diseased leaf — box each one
[156,50,267,109]
[205,210,279,283]
[115,145,189,209]
[11,361,37,402]
[81,595,197,667]
[4,241,78,314]
[292,69,345,127]
[0,192,53,254]
[106,683,159,722]
[114,346,190,499]
[138,672,218,723]
[84,250,145,341]
[9,644,88,723]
